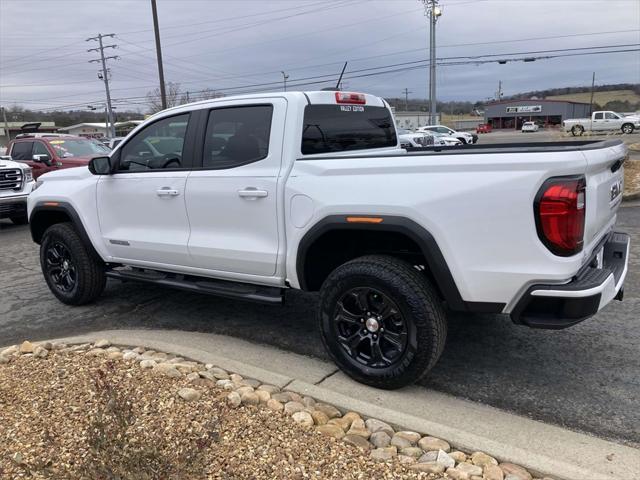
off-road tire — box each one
[621,123,634,134]
[571,125,584,136]
[10,214,28,225]
[40,222,106,305]
[318,255,447,389]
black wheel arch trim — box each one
[30,201,103,262]
[296,214,505,314]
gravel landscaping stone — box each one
[394,431,421,445]
[484,464,505,480]
[436,449,456,468]
[370,431,392,448]
[370,446,397,461]
[292,411,314,427]
[19,341,35,354]
[471,451,498,467]
[315,403,341,419]
[266,398,284,412]
[177,387,201,402]
[0,342,547,480]
[419,450,438,463]
[240,391,260,406]
[310,409,329,425]
[284,401,305,415]
[457,462,483,476]
[390,434,413,449]
[399,446,423,458]
[343,434,372,450]
[418,436,451,452]
[365,418,394,437]
[317,424,346,440]
[93,339,111,348]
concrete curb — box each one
[11,329,640,480]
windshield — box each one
[48,139,110,157]
[301,104,397,155]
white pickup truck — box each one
[27,91,630,389]
[563,110,640,136]
[0,156,34,224]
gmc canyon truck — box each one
[27,91,630,389]
[0,156,34,224]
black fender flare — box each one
[296,215,504,313]
[30,201,103,262]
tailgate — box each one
[581,141,626,249]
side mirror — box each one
[32,154,52,166]
[88,156,112,175]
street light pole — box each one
[281,71,289,91]
[422,0,442,124]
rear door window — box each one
[301,105,396,155]
[202,105,273,169]
[10,141,33,160]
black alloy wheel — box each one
[44,241,77,293]
[334,287,409,369]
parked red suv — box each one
[6,134,111,179]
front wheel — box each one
[621,123,634,134]
[40,222,106,305]
[571,125,584,136]
[318,255,447,389]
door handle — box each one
[238,188,268,198]
[156,187,180,197]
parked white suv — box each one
[27,91,629,388]
[417,125,478,144]
[0,156,34,224]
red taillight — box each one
[335,92,366,104]
[535,176,586,256]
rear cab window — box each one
[301,101,396,155]
[10,141,33,161]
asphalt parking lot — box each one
[1,200,638,448]
[474,128,640,145]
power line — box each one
[5,45,638,110]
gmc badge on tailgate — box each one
[610,180,622,203]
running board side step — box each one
[105,268,284,305]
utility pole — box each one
[402,88,412,111]
[496,80,503,101]
[421,1,442,124]
[281,71,289,91]
[151,0,167,110]
[589,72,596,116]
[87,33,118,138]
[1,107,10,143]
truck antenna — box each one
[336,62,348,90]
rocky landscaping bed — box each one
[1,340,552,480]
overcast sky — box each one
[1,0,639,112]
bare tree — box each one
[146,82,183,113]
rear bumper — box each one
[0,194,29,219]
[511,231,630,329]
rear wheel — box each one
[40,223,106,305]
[571,125,584,136]
[621,123,634,134]
[318,255,447,389]
[10,214,28,225]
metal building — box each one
[484,99,591,130]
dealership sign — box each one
[506,105,542,113]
